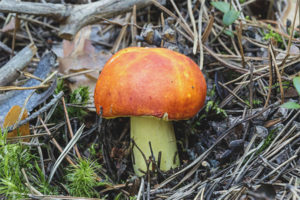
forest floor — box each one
[0,0,299,199]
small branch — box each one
[0,0,68,18]
[0,43,37,86]
[0,0,153,40]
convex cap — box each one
[94,47,207,120]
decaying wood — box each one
[0,43,37,86]
[0,0,153,40]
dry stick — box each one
[137,177,145,200]
[39,116,75,166]
[0,85,49,91]
[218,81,250,106]
[24,22,34,44]
[198,1,205,70]
[33,129,46,176]
[226,54,300,86]
[187,0,198,54]
[131,5,137,46]
[203,45,249,73]
[202,15,214,43]
[219,75,249,108]
[244,37,286,54]
[230,30,241,57]
[0,41,14,54]
[21,71,44,82]
[215,54,268,61]
[258,156,289,182]
[242,18,300,42]
[1,70,57,91]
[11,14,19,57]
[111,13,131,53]
[61,69,98,79]
[267,128,299,161]
[61,97,81,159]
[17,15,59,32]
[0,0,153,40]
[21,168,34,194]
[257,155,297,184]
[269,43,285,104]
[263,110,300,158]
[0,43,37,86]
[279,0,299,72]
[237,21,245,68]
[152,0,193,39]
[231,134,257,185]
[160,12,165,29]
[249,64,254,111]
[169,0,194,38]
[264,44,273,108]
[160,12,165,47]
[210,26,236,55]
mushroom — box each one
[94,47,206,176]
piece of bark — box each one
[0,52,57,124]
[0,0,153,40]
[0,0,68,19]
[0,43,37,86]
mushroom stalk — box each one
[130,116,180,176]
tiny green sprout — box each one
[205,86,227,117]
[245,99,263,107]
[88,143,98,158]
[205,100,227,117]
[263,25,283,44]
[54,79,65,94]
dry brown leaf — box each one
[3,105,30,141]
[59,25,112,106]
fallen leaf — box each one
[3,105,30,141]
[58,25,112,109]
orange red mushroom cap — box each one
[94,47,207,120]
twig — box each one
[198,1,205,70]
[0,43,37,86]
[0,85,49,91]
[269,43,284,104]
[187,0,198,54]
[48,124,85,183]
[137,177,145,200]
[0,0,153,40]
[62,97,82,159]
[39,116,75,167]
[131,5,137,46]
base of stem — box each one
[130,116,179,176]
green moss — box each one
[64,159,104,198]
